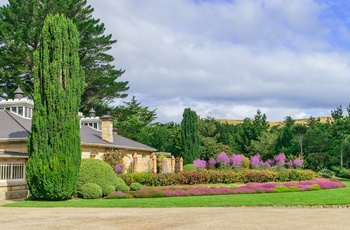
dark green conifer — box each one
[181,108,200,164]
[26,14,84,200]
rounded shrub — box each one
[116,182,130,193]
[105,185,116,196]
[242,157,250,168]
[130,182,143,191]
[80,183,102,199]
[183,164,196,172]
[78,159,128,196]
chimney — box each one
[100,111,114,143]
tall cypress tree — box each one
[0,0,128,113]
[181,108,200,165]
[26,14,84,200]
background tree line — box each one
[115,97,350,171]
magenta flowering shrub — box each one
[208,158,216,168]
[250,155,263,168]
[231,154,245,168]
[193,159,207,170]
[274,153,286,166]
[217,152,230,167]
[293,157,303,168]
[125,178,345,199]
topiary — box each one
[105,185,116,196]
[77,159,128,196]
[116,183,130,193]
[183,164,196,172]
[80,183,102,199]
[130,182,143,191]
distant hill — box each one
[218,117,332,127]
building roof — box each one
[0,110,156,152]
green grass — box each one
[3,179,350,208]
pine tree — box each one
[181,108,200,164]
[0,0,128,113]
[26,14,84,200]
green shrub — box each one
[80,183,102,199]
[105,185,116,195]
[130,182,143,191]
[242,157,250,168]
[312,184,322,190]
[77,159,127,196]
[318,168,335,178]
[116,183,130,193]
[183,164,196,172]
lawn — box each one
[3,179,350,208]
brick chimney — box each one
[100,112,114,143]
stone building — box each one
[0,88,181,200]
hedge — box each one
[118,169,316,186]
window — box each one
[0,162,25,181]
[11,107,17,113]
[18,107,23,116]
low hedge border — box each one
[118,169,316,186]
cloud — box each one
[87,0,350,123]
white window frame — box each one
[0,162,25,181]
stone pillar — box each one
[132,153,138,172]
[179,157,183,172]
[100,112,114,143]
[171,156,175,173]
[152,154,157,173]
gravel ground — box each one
[2,200,350,230]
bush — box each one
[105,185,116,196]
[183,164,196,172]
[318,168,335,178]
[80,183,102,199]
[130,182,143,191]
[77,159,128,196]
[116,183,130,193]
[106,191,133,199]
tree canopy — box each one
[0,0,128,113]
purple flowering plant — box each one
[217,152,230,168]
[193,158,207,170]
[231,154,245,168]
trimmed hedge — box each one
[118,169,317,186]
[80,183,102,199]
[130,182,143,191]
[78,159,128,196]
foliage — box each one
[129,182,143,191]
[102,150,124,169]
[183,164,196,172]
[117,169,316,186]
[112,96,157,141]
[80,183,103,199]
[115,183,130,193]
[181,108,201,164]
[26,14,84,201]
[0,0,129,113]
[106,191,133,199]
[77,159,126,196]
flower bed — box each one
[106,178,345,199]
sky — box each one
[1,0,350,123]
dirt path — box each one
[1,205,350,230]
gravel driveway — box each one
[1,203,350,230]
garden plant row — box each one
[118,169,316,186]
